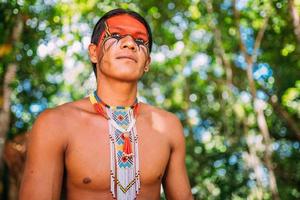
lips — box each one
[116,55,137,63]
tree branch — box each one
[205,0,233,86]
[252,14,270,63]
[258,86,300,141]
[269,97,300,140]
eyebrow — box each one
[109,26,148,37]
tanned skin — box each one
[20,14,193,200]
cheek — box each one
[138,51,149,65]
[100,52,113,66]
[97,39,115,54]
[139,46,149,58]
[103,39,118,52]
[97,40,118,63]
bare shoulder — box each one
[38,97,92,121]
[30,98,92,143]
[140,103,184,147]
[140,103,182,127]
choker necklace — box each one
[93,91,138,109]
[91,91,139,120]
[89,91,140,199]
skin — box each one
[20,14,193,200]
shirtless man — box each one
[20,8,193,200]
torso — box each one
[59,98,171,199]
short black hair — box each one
[90,8,153,77]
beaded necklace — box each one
[89,91,140,199]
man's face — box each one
[89,14,151,82]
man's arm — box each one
[20,109,67,200]
[162,114,193,200]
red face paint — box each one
[97,14,149,49]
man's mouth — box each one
[116,56,137,63]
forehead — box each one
[106,14,148,38]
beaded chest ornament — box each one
[89,91,140,199]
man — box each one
[20,8,193,199]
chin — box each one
[103,69,142,82]
[99,60,144,82]
[114,63,143,79]
[116,71,142,82]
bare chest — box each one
[64,117,170,192]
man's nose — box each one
[120,35,137,51]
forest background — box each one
[0,0,300,199]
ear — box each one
[144,56,151,71]
[88,43,98,63]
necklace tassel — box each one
[123,133,133,157]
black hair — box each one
[90,8,153,77]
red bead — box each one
[122,157,127,162]
[117,115,124,121]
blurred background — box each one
[0,0,300,199]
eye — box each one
[111,33,122,39]
[135,38,146,45]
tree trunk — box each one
[0,14,23,200]
[233,1,280,199]
[0,13,22,166]
[0,63,17,165]
[288,0,300,43]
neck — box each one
[96,73,138,107]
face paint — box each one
[97,15,150,55]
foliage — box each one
[1,0,300,199]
